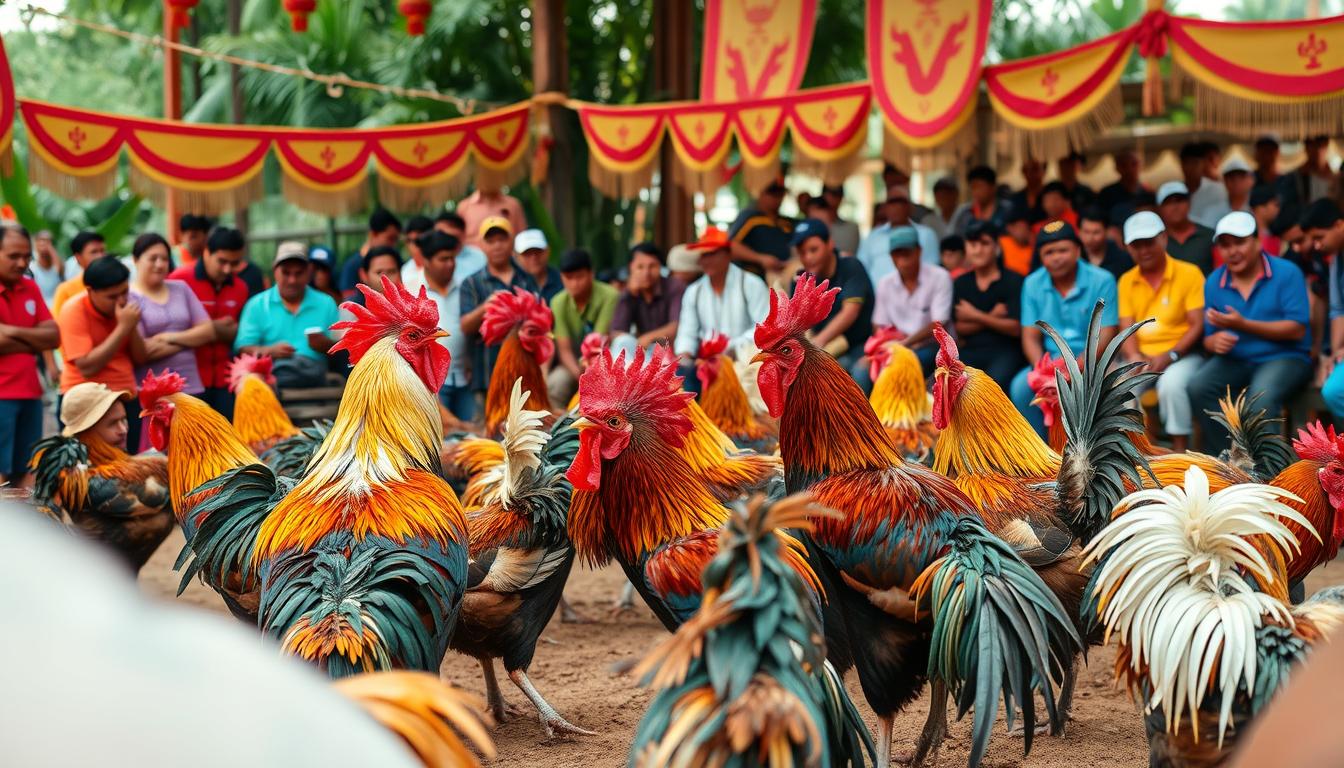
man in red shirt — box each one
[169,227,248,416]
[0,225,60,484]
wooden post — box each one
[531,0,575,250]
[163,6,182,244]
[653,0,695,248]
[228,0,249,241]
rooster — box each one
[228,352,300,454]
[753,274,1080,768]
[1084,464,1344,767]
[480,287,554,437]
[694,332,777,453]
[452,379,592,736]
[564,331,609,411]
[630,493,872,767]
[139,369,260,620]
[28,428,173,574]
[177,277,469,676]
[335,671,496,767]
[1026,352,1069,452]
[864,326,938,460]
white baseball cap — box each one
[514,228,547,253]
[1214,210,1257,239]
[1123,211,1165,244]
[1221,157,1252,175]
[1156,181,1190,205]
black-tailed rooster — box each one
[177,277,469,677]
[753,274,1079,768]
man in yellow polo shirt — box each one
[1117,211,1206,452]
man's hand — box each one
[268,341,296,359]
[1206,306,1245,331]
[1206,331,1239,355]
[1144,354,1172,373]
[954,299,982,320]
[989,302,1010,317]
[115,301,141,329]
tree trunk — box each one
[532,0,575,249]
[653,0,695,249]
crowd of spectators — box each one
[4,137,1344,486]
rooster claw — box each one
[541,714,597,739]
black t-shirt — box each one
[793,257,874,353]
[729,207,795,267]
[952,269,1024,353]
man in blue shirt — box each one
[235,241,340,389]
[458,216,540,394]
[859,184,941,284]
[1189,211,1312,454]
[1010,220,1119,436]
[1308,201,1344,419]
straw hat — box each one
[60,382,130,437]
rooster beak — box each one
[138,409,149,418]
[750,352,768,366]
[570,416,594,431]
[431,329,450,340]
[1029,395,1043,407]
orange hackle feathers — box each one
[867,336,936,458]
[229,354,299,454]
[485,340,551,437]
[332,672,496,768]
[931,361,1060,482]
[696,332,772,445]
[164,394,259,522]
[754,273,838,351]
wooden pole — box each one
[653,0,695,247]
[531,0,575,249]
[163,6,182,244]
[228,0,249,241]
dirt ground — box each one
[139,530,1342,767]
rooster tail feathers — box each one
[175,463,286,596]
[912,515,1081,766]
[260,419,332,479]
[1040,302,1157,543]
[1209,390,1295,482]
[28,435,90,518]
[333,671,496,767]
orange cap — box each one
[686,226,731,252]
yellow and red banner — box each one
[18,99,530,215]
[867,0,991,150]
[699,0,816,103]
[984,27,1135,158]
[0,37,14,171]
[576,82,869,198]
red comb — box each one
[1294,422,1341,462]
[331,277,440,365]
[697,332,729,360]
[932,324,963,374]
[228,352,275,393]
[139,369,186,410]
[1026,353,1070,394]
[480,288,553,346]
[579,332,607,364]
[862,326,906,358]
[578,344,694,446]
[754,274,838,351]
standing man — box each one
[29,229,62,304]
[673,228,771,393]
[515,228,562,302]
[415,231,474,423]
[952,220,1025,391]
[1253,135,1281,187]
[235,242,339,389]
[1098,149,1147,213]
[1116,211,1206,452]
[548,249,619,407]
[339,208,401,299]
[176,214,212,270]
[434,211,487,283]
[1010,221,1119,435]
[53,231,107,314]
[610,243,684,351]
[1157,181,1217,274]
[1222,158,1255,217]
[922,177,961,239]
[168,226,249,416]
[1056,151,1096,212]
[459,216,540,397]
[792,219,873,371]
[1189,212,1312,454]
[1010,156,1047,224]
[999,204,1035,276]
[728,175,795,276]
[457,187,527,248]
[0,225,59,485]
[397,215,435,294]
[1076,205,1134,279]
[858,225,950,386]
[1180,142,1230,229]
[57,257,147,449]
[1032,181,1079,234]
[950,165,1004,236]
[859,184,941,283]
[1251,186,1282,256]
[1279,135,1338,210]
[821,184,861,258]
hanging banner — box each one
[19,99,530,216]
[699,0,817,103]
[985,27,1136,159]
[0,36,14,171]
[867,0,991,152]
[1167,13,1344,136]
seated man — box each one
[234,241,339,389]
[791,218,873,370]
[673,228,771,394]
[1189,212,1312,454]
[1304,201,1344,419]
[1117,211,1205,452]
[855,225,950,390]
[952,220,1024,392]
[1010,221,1119,436]
[548,249,619,408]
[610,243,684,355]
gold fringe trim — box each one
[587,154,658,200]
[1188,73,1344,140]
[883,121,977,168]
[996,85,1124,161]
[0,145,12,177]
[281,172,368,217]
[741,159,781,198]
[28,150,117,201]
[377,173,472,212]
[672,160,728,200]
[473,147,531,195]
[128,165,264,216]
[791,148,863,187]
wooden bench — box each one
[278,372,345,422]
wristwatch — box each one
[1168,350,1180,363]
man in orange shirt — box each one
[52,231,107,315]
[999,204,1034,276]
[57,256,148,450]
[176,213,211,270]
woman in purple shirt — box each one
[129,233,213,447]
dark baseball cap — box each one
[1035,219,1082,247]
[791,218,830,247]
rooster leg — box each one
[508,668,596,738]
[875,714,894,767]
[1009,655,1076,737]
[609,581,637,616]
[558,596,594,624]
[897,680,948,767]
[478,657,521,722]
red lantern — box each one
[398,0,432,36]
[164,0,198,30]
[283,0,317,32]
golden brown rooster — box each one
[864,326,938,460]
[693,332,777,453]
[479,287,554,437]
[228,352,299,454]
